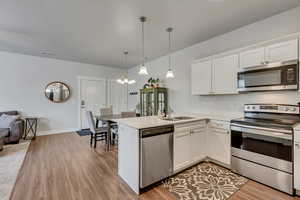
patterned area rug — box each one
[0,141,31,200]
[163,162,248,200]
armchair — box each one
[0,111,24,144]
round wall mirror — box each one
[45,82,70,103]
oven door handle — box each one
[231,125,292,140]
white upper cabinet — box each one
[265,39,298,63]
[191,60,212,95]
[191,37,299,96]
[239,47,265,69]
[239,39,298,69]
[212,54,239,94]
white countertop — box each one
[113,113,241,129]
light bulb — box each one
[128,80,136,84]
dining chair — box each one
[86,111,108,148]
[121,111,136,118]
[99,106,113,128]
[110,111,136,146]
[100,106,113,116]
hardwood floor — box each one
[11,133,300,200]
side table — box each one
[23,117,39,140]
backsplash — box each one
[190,91,300,115]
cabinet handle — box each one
[296,143,300,149]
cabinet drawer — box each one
[191,126,206,133]
[175,120,207,129]
[209,120,229,130]
[174,129,190,138]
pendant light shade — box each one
[138,16,149,75]
[117,51,136,84]
[166,27,175,78]
[138,65,148,75]
[166,69,175,78]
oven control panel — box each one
[244,104,299,114]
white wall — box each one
[0,51,126,135]
[128,6,300,116]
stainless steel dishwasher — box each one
[139,125,174,188]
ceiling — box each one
[0,0,300,68]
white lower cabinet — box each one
[174,128,192,171]
[190,126,207,163]
[173,120,231,172]
[294,141,300,191]
[174,122,207,172]
[207,127,230,166]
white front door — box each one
[79,78,107,129]
[108,80,128,114]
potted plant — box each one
[143,77,160,89]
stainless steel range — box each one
[230,104,300,194]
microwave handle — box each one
[231,125,292,140]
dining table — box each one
[95,114,137,150]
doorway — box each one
[78,77,127,130]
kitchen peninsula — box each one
[114,114,239,194]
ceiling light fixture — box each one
[138,16,149,75]
[166,27,175,79]
[117,51,136,85]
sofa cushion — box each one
[0,114,18,128]
[0,128,9,137]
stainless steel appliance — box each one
[238,60,298,92]
[231,104,300,194]
[139,125,174,188]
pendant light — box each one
[138,16,149,75]
[166,27,175,78]
[117,51,136,84]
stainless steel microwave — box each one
[237,60,299,92]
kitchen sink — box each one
[174,116,194,120]
[163,116,195,121]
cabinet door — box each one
[191,60,212,95]
[174,128,191,171]
[212,54,239,94]
[207,128,230,165]
[239,47,265,69]
[294,142,300,191]
[265,39,298,63]
[190,127,207,163]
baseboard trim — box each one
[174,157,231,174]
[38,128,78,136]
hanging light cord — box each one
[142,20,145,66]
[168,29,171,70]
